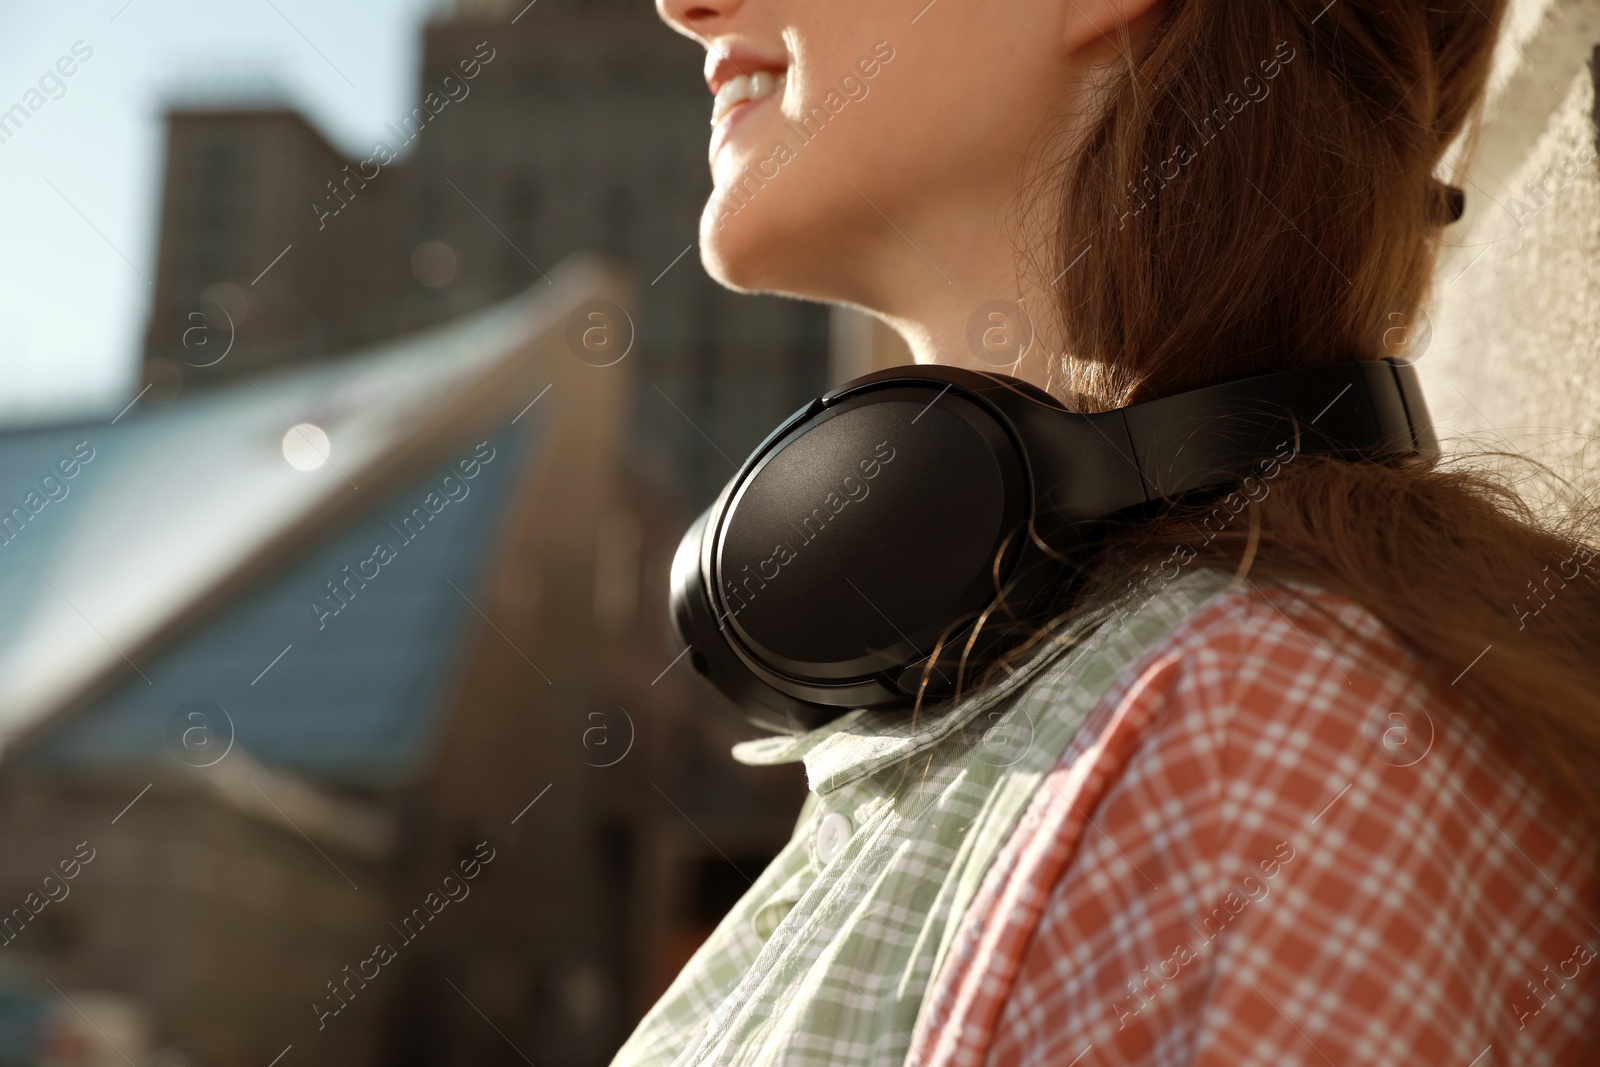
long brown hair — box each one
[1018,0,1600,821]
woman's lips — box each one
[704,43,787,97]
[710,70,784,125]
[708,72,785,162]
[704,42,789,163]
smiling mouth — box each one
[710,70,786,127]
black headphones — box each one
[670,359,1437,734]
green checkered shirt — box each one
[612,568,1232,1067]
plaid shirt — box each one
[614,575,1598,1066]
[609,569,1235,1067]
[910,582,1599,1067]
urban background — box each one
[2,0,1595,1063]
[0,0,907,1064]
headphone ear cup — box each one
[673,378,1035,727]
[670,507,829,734]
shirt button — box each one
[816,812,853,865]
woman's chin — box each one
[697,197,777,294]
[697,197,839,302]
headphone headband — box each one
[671,358,1435,733]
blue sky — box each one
[0,0,439,425]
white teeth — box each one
[711,70,786,126]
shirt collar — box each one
[731,604,1117,794]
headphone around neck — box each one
[670,358,1437,734]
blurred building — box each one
[142,107,414,379]
[0,261,806,1067]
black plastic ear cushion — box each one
[714,386,1027,681]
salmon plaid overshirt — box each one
[909,582,1599,1067]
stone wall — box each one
[1427,0,1600,485]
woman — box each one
[616,0,1600,1063]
